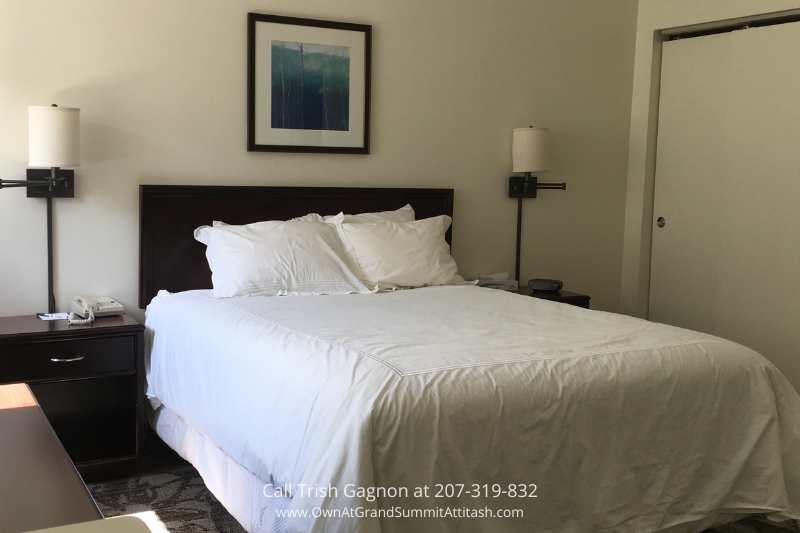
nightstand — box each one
[519,287,591,309]
[0,313,145,479]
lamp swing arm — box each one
[508,173,566,199]
[0,170,69,191]
[536,181,567,190]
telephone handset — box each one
[69,295,124,325]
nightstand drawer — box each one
[0,336,134,383]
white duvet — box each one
[145,286,800,533]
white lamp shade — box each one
[29,106,80,168]
[512,127,549,173]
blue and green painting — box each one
[271,40,350,131]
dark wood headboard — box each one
[139,185,455,308]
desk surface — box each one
[27,516,149,533]
[0,383,102,533]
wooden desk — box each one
[24,516,149,533]
[0,383,102,533]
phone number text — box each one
[435,484,537,498]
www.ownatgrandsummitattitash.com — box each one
[276,506,524,519]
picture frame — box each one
[247,13,372,154]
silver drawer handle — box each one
[50,356,85,363]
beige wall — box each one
[621,0,800,317]
[0,0,637,321]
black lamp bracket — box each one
[0,168,74,198]
[0,167,75,313]
[508,172,567,282]
[508,173,566,199]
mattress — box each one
[145,285,800,533]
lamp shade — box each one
[512,127,549,173]
[29,106,80,168]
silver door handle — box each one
[50,356,85,362]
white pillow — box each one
[206,212,324,227]
[193,214,327,245]
[292,213,325,222]
[338,215,459,290]
[197,206,413,240]
[324,204,415,224]
[327,205,416,282]
[192,205,417,291]
[194,221,372,298]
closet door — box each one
[649,32,732,334]
[650,22,800,390]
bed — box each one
[140,185,800,533]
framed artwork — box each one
[247,13,372,154]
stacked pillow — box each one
[194,205,461,297]
[194,219,371,298]
[338,215,458,291]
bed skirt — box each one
[149,405,292,533]
[150,404,751,533]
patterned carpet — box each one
[87,435,245,533]
[88,464,245,533]
[87,435,797,533]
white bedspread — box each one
[145,286,800,533]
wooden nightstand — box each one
[0,313,145,479]
[519,287,591,309]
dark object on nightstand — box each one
[528,278,563,291]
[0,383,102,532]
[520,287,591,309]
[0,313,145,480]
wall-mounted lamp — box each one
[0,104,80,313]
[508,127,566,282]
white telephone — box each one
[69,295,124,325]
